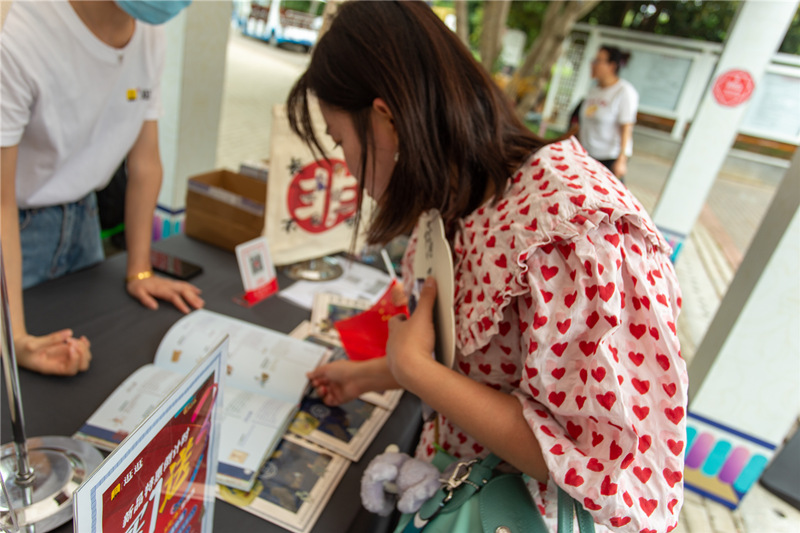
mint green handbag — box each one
[395,452,595,533]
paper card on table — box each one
[412,210,456,368]
[279,259,392,310]
[333,280,409,361]
[235,236,278,305]
[73,337,226,533]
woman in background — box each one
[579,46,639,181]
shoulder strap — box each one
[404,453,502,532]
[557,486,596,533]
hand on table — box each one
[14,330,91,376]
[127,275,204,313]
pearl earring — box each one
[394,152,399,163]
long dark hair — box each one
[287,0,548,245]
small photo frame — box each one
[236,237,277,292]
[235,237,278,306]
[310,293,370,344]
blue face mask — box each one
[115,0,192,25]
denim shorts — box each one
[18,193,105,289]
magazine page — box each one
[214,388,298,490]
[75,364,184,451]
[73,361,297,491]
[154,309,327,402]
[217,433,349,533]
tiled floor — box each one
[215,30,800,533]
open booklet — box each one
[217,322,401,533]
[74,309,329,492]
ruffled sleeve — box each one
[514,218,687,532]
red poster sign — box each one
[712,69,755,107]
[101,377,218,533]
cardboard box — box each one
[184,170,266,252]
[238,159,269,182]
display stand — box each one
[284,256,343,282]
[0,450,18,532]
[0,248,103,532]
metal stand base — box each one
[284,257,343,281]
[0,436,103,532]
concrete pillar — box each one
[157,1,232,240]
[689,147,800,441]
[651,0,798,260]
[682,148,799,508]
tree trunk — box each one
[479,0,511,72]
[317,0,343,40]
[455,0,470,47]
[503,0,599,118]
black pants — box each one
[96,160,127,249]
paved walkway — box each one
[216,31,800,533]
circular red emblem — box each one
[286,158,359,234]
[712,69,755,107]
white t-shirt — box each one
[578,79,638,161]
[1,0,165,208]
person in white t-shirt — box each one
[0,0,203,376]
[578,45,639,181]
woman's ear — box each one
[372,98,395,127]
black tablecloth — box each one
[3,235,421,532]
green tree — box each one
[582,1,739,42]
[779,6,800,54]
[504,1,599,117]
[505,1,549,56]
[580,1,800,53]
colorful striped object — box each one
[683,412,776,509]
[153,207,185,241]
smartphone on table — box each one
[150,249,203,281]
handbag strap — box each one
[403,453,502,532]
[557,486,596,533]
[404,453,596,533]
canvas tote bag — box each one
[265,102,372,266]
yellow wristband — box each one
[126,270,153,283]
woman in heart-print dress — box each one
[290,2,687,532]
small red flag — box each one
[334,280,409,360]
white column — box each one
[157,1,232,240]
[651,0,798,259]
[690,147,800,445]
[678,136,800,510]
